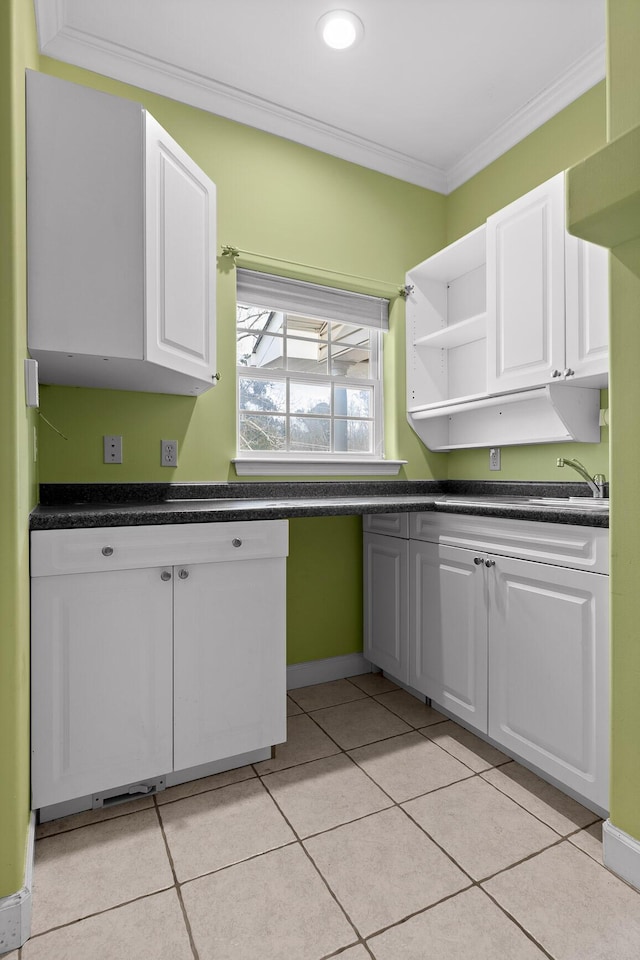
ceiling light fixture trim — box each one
[317,10,364,50]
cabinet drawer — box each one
[410,512,608,574]
[363,513,409,538]
[31,520,289,576]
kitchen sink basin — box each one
[438,495,609,510]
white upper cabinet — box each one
[406,170,608,451]
[487,174,566,392]
[487,172,608,393]
[26,71,217,396]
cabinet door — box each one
[31,567,173,809]
[487,173,566,392]
[173,558,286,771]
[145,114,216,384]
[565,235,609,384]
[409,541,488,732]
[363,533,409,682]
[488,556,609,809]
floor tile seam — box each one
[297,841,364,951]
[27,885,177,941]
[289,692,369,712]
[153,800,201,960]
[154,773,258,809]
[254,745,344,778]
[34,802,154,841]
[254,785,364,950]
[320,940,376,960]
[416,725,510,774]
[477,769,601,839]
[477,833,569,885]
[358,883,477,945]
[177,837,302,889]
[347,745,492,806]
[478,885,558,960]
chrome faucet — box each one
[556,458,606,498]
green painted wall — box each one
[606,0,640,844]
[0,0,39,898]
[32,58,448,668]
[445,83,609,482]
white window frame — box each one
[233,271,405,476]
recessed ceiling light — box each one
[317,10,364,50]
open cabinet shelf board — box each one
[407,384,601,452]
[413,312,487,349]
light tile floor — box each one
[18,676,640,960]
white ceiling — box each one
[34,0,606,194]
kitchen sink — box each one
[438,495,609,510]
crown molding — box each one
[33,0,66,48]
[446,43,606,192]
[34,3,605,196]
[36,19,449,193]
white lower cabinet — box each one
[31,521,288,811]
[31,566,174,809]
[365,512,609,811]
[487,554,609,809]
[409,541,488,732]
[363,531,409,683]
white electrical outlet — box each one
[161,439,178,467]
[103,435,123,464]
[489,447,501,471]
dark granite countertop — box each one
[30,480,610,530]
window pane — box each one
[290,417,330,452]
[334,419,373,453]
[239,413,286,451]
[238,333,285,370]
[286,314,327,340]
[289,381,331,415]
[237,304,284,334]
[334,386,372,418]
[330,322,371,377]
[237,332,285,369]
[286,336,328,374]
[239,377,286,412]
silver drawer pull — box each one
[101,546,114,557]
[178,568,189,579]
[232,538,242,548]
[485,558,496,568]
[160,570,172,581]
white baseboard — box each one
[287,653,372,689]
[603,819,640,892]
[0,813,35,954]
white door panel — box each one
[31,567,173,808]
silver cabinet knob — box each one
[485,558,496,568]
[178,568,189,580]
[563,368,575,377]
[473,557,483,565]
[232,538,242,548]
[101,546,114,557]
[551,370,561,378]
[160,570,172,581]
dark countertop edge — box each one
[38,478,608,505]
[30,497,609,530]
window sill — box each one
[232,458,407,477]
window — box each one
[236,270,389,465]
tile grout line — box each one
[28,681,609,955]
[289,684,587,957]
[254,764,369,957]
[152,799,201,960]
